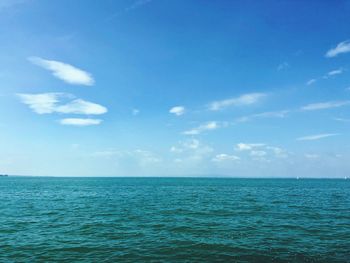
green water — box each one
[0,177,349,262]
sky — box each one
[0,0,350,177]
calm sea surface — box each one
[0,177,349,262]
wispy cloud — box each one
[28,57,94,86]
[208,93,266,111]
[301,101,350,111]
[212,154,240,162]
[297,133,339,141]
[325,40,350,58]
[183,121,224,135]
[327,68,344,76]
[334,117,350,123]
[306,79,317,86]
[60,118,102,126]
[307,68,344,85]
[17,93,107,115]
[235,110,289,123]
[322,68,345,79]
[169,106,185,116]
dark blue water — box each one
[0,177,349,262]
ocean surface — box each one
[0,177,349,262]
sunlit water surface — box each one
[0,177,349,262]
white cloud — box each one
[169,106,185,116]
[183,121,222,135]
[212,154,240,162]
[17,93,63,114]
[306,79,317,86]
[60,118,102,126]
[235,143,265,151]
[325,40,350,58]
[17,93,107,115]
[56,99,107,115]
[326,68,344,76]
[236,110,289,122]
[297,133,339,141]
[28,56,94,86]
[301,101,350,111]
[234,143,289,160]
[323,68,344,79]
[209,93,266,111]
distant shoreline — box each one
[1,175,348,179]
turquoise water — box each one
[0,177,349,262]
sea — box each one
[0,177,349,262]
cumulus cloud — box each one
[296,133,339,141]
[169,106,185,116]
[17,93,107,115]
[301,101,350,111]
[235,143,265,151]
[208,93,266,111]
[212,154,240,162]
[234,143,289,160]
[28,56,94,86]
[183,121,222,135]
[325,40,350,58]
[60,118,102,126]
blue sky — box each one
[1,0,350,177]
